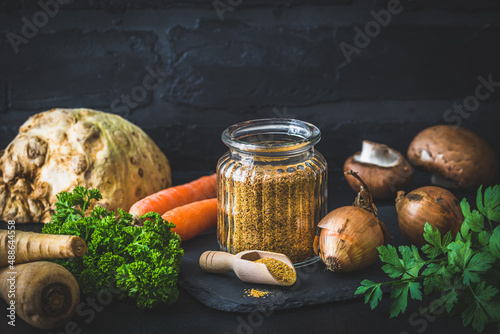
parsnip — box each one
[0,230,87,267]
[0,261,80,329]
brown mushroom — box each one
[344,141,413,199]
[407,125,498,190]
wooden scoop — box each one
[199,250,297,286]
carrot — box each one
[0,261,80,329]
[129,173,217,222]
[0,230,87,267]
[162,198,217,242]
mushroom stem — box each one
[355,141,399,167]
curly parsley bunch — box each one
[42,186,184,309]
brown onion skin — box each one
[344,153,413,200]
[395,186,463,246]
[317,206,387,272]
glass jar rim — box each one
[222,118,321,154]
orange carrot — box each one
[162,198,217,242]
[129,173,217,222]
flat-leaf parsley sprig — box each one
[356,185,500,333]
[42,186,184,309]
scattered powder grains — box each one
[218,160,326,264]
[244,288,270,298]
[254,257,296,285]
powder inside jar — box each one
[219,162,324,263]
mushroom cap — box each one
[407,125,498,190]
[344,141,413,200]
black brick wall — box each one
[0,0,499,174]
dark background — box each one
[0,0,499,175]
[1,1,500,334]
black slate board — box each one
[178,205,406,313]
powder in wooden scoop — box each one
[254,257,296,285]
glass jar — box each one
[217,119,327,267]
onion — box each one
[395,186,463,246]
[315,171,387,272]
